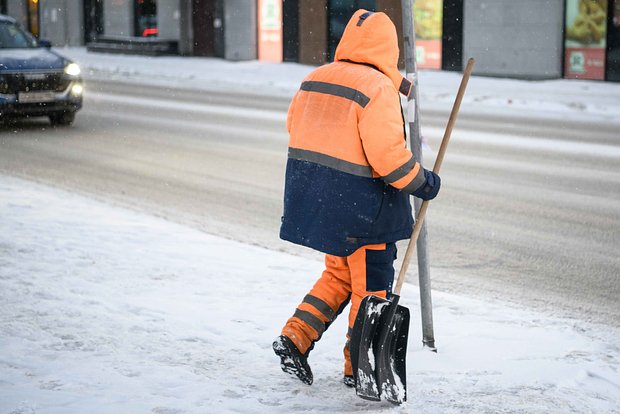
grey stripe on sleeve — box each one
[382,154,417,184]
[401,166,427,194]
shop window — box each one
[328,0,376,61]
[135,0,157,37]
[415,0,443,70]
[564,0,608,80]
[27,0,39,37]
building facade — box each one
[2,0,619,81]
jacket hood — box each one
[334,9,411,96]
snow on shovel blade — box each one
[350,294,410,404]
[350,295,385,401]
[376,303,409,404]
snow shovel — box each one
[350,58,475,404]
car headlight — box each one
[71,83,84,96]
[64,63,81,76]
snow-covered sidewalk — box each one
[1,175,619,413]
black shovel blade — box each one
[350,295,410,404]
[376,303,409,404]
[350,295,386,401]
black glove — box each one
[412,169,441,200]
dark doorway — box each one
[84,0,104,43]
[327,0,376,61]
[0,0,7,14]
[442,0,462,71]
[192,0,224,57]
[192,0,213,56]
[283,0,299,62]
[607,0,620,81]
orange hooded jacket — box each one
[280,10,430,256]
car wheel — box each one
[49,112,76,126]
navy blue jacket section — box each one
[280,159,413,257]
[365,243,397,292]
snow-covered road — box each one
[1,176,619,413]
[3,50,619,327]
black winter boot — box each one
[273,335,313,385]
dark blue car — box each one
[0,14,83,126]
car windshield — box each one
[0,21,38,49]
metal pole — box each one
[400,0,436,351]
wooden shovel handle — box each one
[393,58,475,296]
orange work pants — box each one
[281,242,397,376]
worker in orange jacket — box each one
[273,9,440,387]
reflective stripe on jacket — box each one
[280,10,424,256]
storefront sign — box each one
[414,0,443,69]
[564,0,608,80]
[258,0,283,62]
